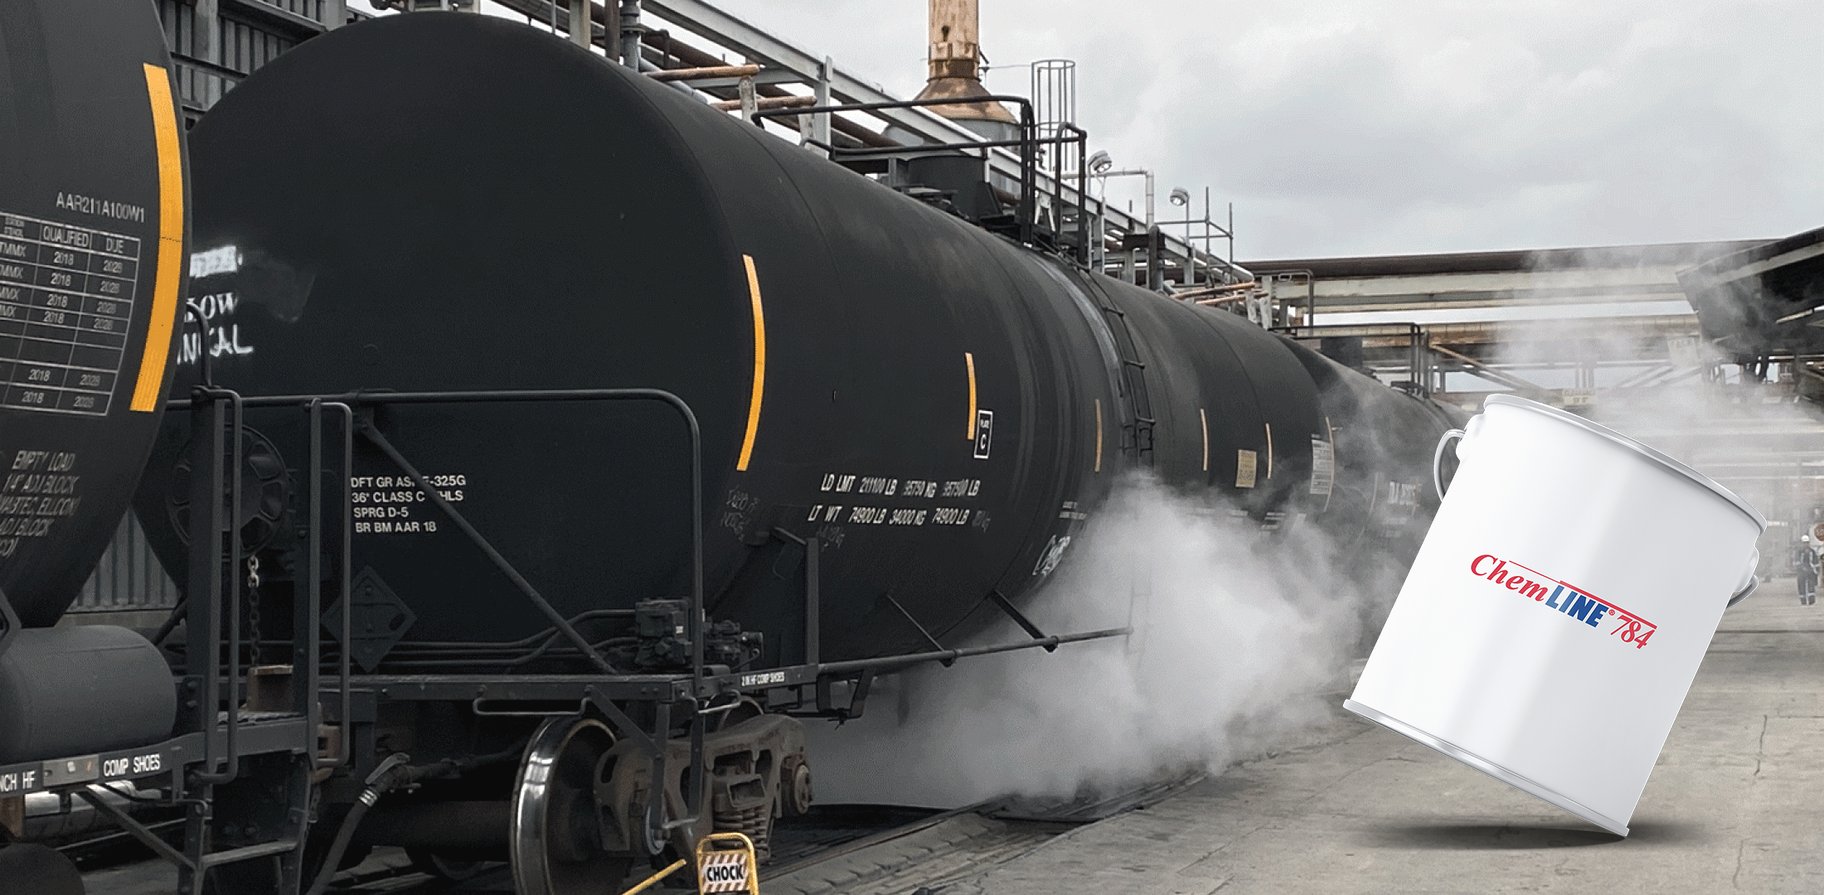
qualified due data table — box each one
[0,211,142,417]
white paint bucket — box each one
[1345,394,1764,836]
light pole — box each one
[1168,187,1192,287]
[1090,154,1191,289]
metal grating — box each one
[256,0,329,22]
[218,14,298,74]
[155,0,334,117]
[70,515,181,614]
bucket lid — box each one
[1483,394,1768,532]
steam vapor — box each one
[809,473,1398,808]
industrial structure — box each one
[67,0,1811,615]
[10,2,1451,893]
[1247,227,1824,571]
[9,2,1818,893]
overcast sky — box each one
[696,0,1822,260]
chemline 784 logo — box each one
[1469,553,1658,649]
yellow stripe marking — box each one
[735,254,766,471]
[1199,408,1209,473]
[965,352,978,440]
[1264,422,1274,480]
[130,63,184,413]
[1094,399,1103,473]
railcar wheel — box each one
[0,844,84,895]
[510,716,633,894]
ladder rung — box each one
[197,839,298,869]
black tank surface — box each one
[0,0,189,626]
[146,13,1128,663]
[1078,271,1329,521]
[1278,338,1458,556]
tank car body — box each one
[1281,339,1463,561]
[141,13,1360,670]
[0,0,185,765]
[1280,339,1464,639]
[0,0,188,628]
[0,10,1470,892]
[92,14,1468,888]
[0,0,190,887]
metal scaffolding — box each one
[486,0,1251,289]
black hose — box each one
[150,597,188,647]
[303,754,412,895]
[303,791,378,895]
[302,749,506,895]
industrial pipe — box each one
[649,63,759,82]
[711,94,816,112]
[640,27,897,147]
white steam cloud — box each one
[1470,248,1819,583]
[809,473,1397,808]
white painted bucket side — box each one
[1348,395,1764,836]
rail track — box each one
[79,773,1202,894]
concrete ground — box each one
[935,579,1824,895]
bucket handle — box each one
[1433,428,1465,499]
[1727,549,1760,608]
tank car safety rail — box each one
[194,385,1132,797]
[0,382,333,893]
[172,386,723,865]
[753,96,1094,263]
[1273,322,1436,397]
[0,299,357,893]
[26,379,1133,892]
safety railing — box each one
[754,95,1097,262]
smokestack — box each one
[913,0,1019,138]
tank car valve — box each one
[633,600,763,671]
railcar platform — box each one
[930,581,1824,894]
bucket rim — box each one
[1482,394,1767,532]
[1343,699,1630,837]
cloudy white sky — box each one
[692,0,1822,260]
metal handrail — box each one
[755,94,1040,247]
[162,382,1139,859]
[192,385,246,785]
[183,388,706,685]
[305,399,356,771]
[803,122,1093,265]
[174,388,707,806]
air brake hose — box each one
[303,753,417,895]
[301,741,526,894]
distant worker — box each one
[1800,529,1822,606]
[1810,524,1824,606]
